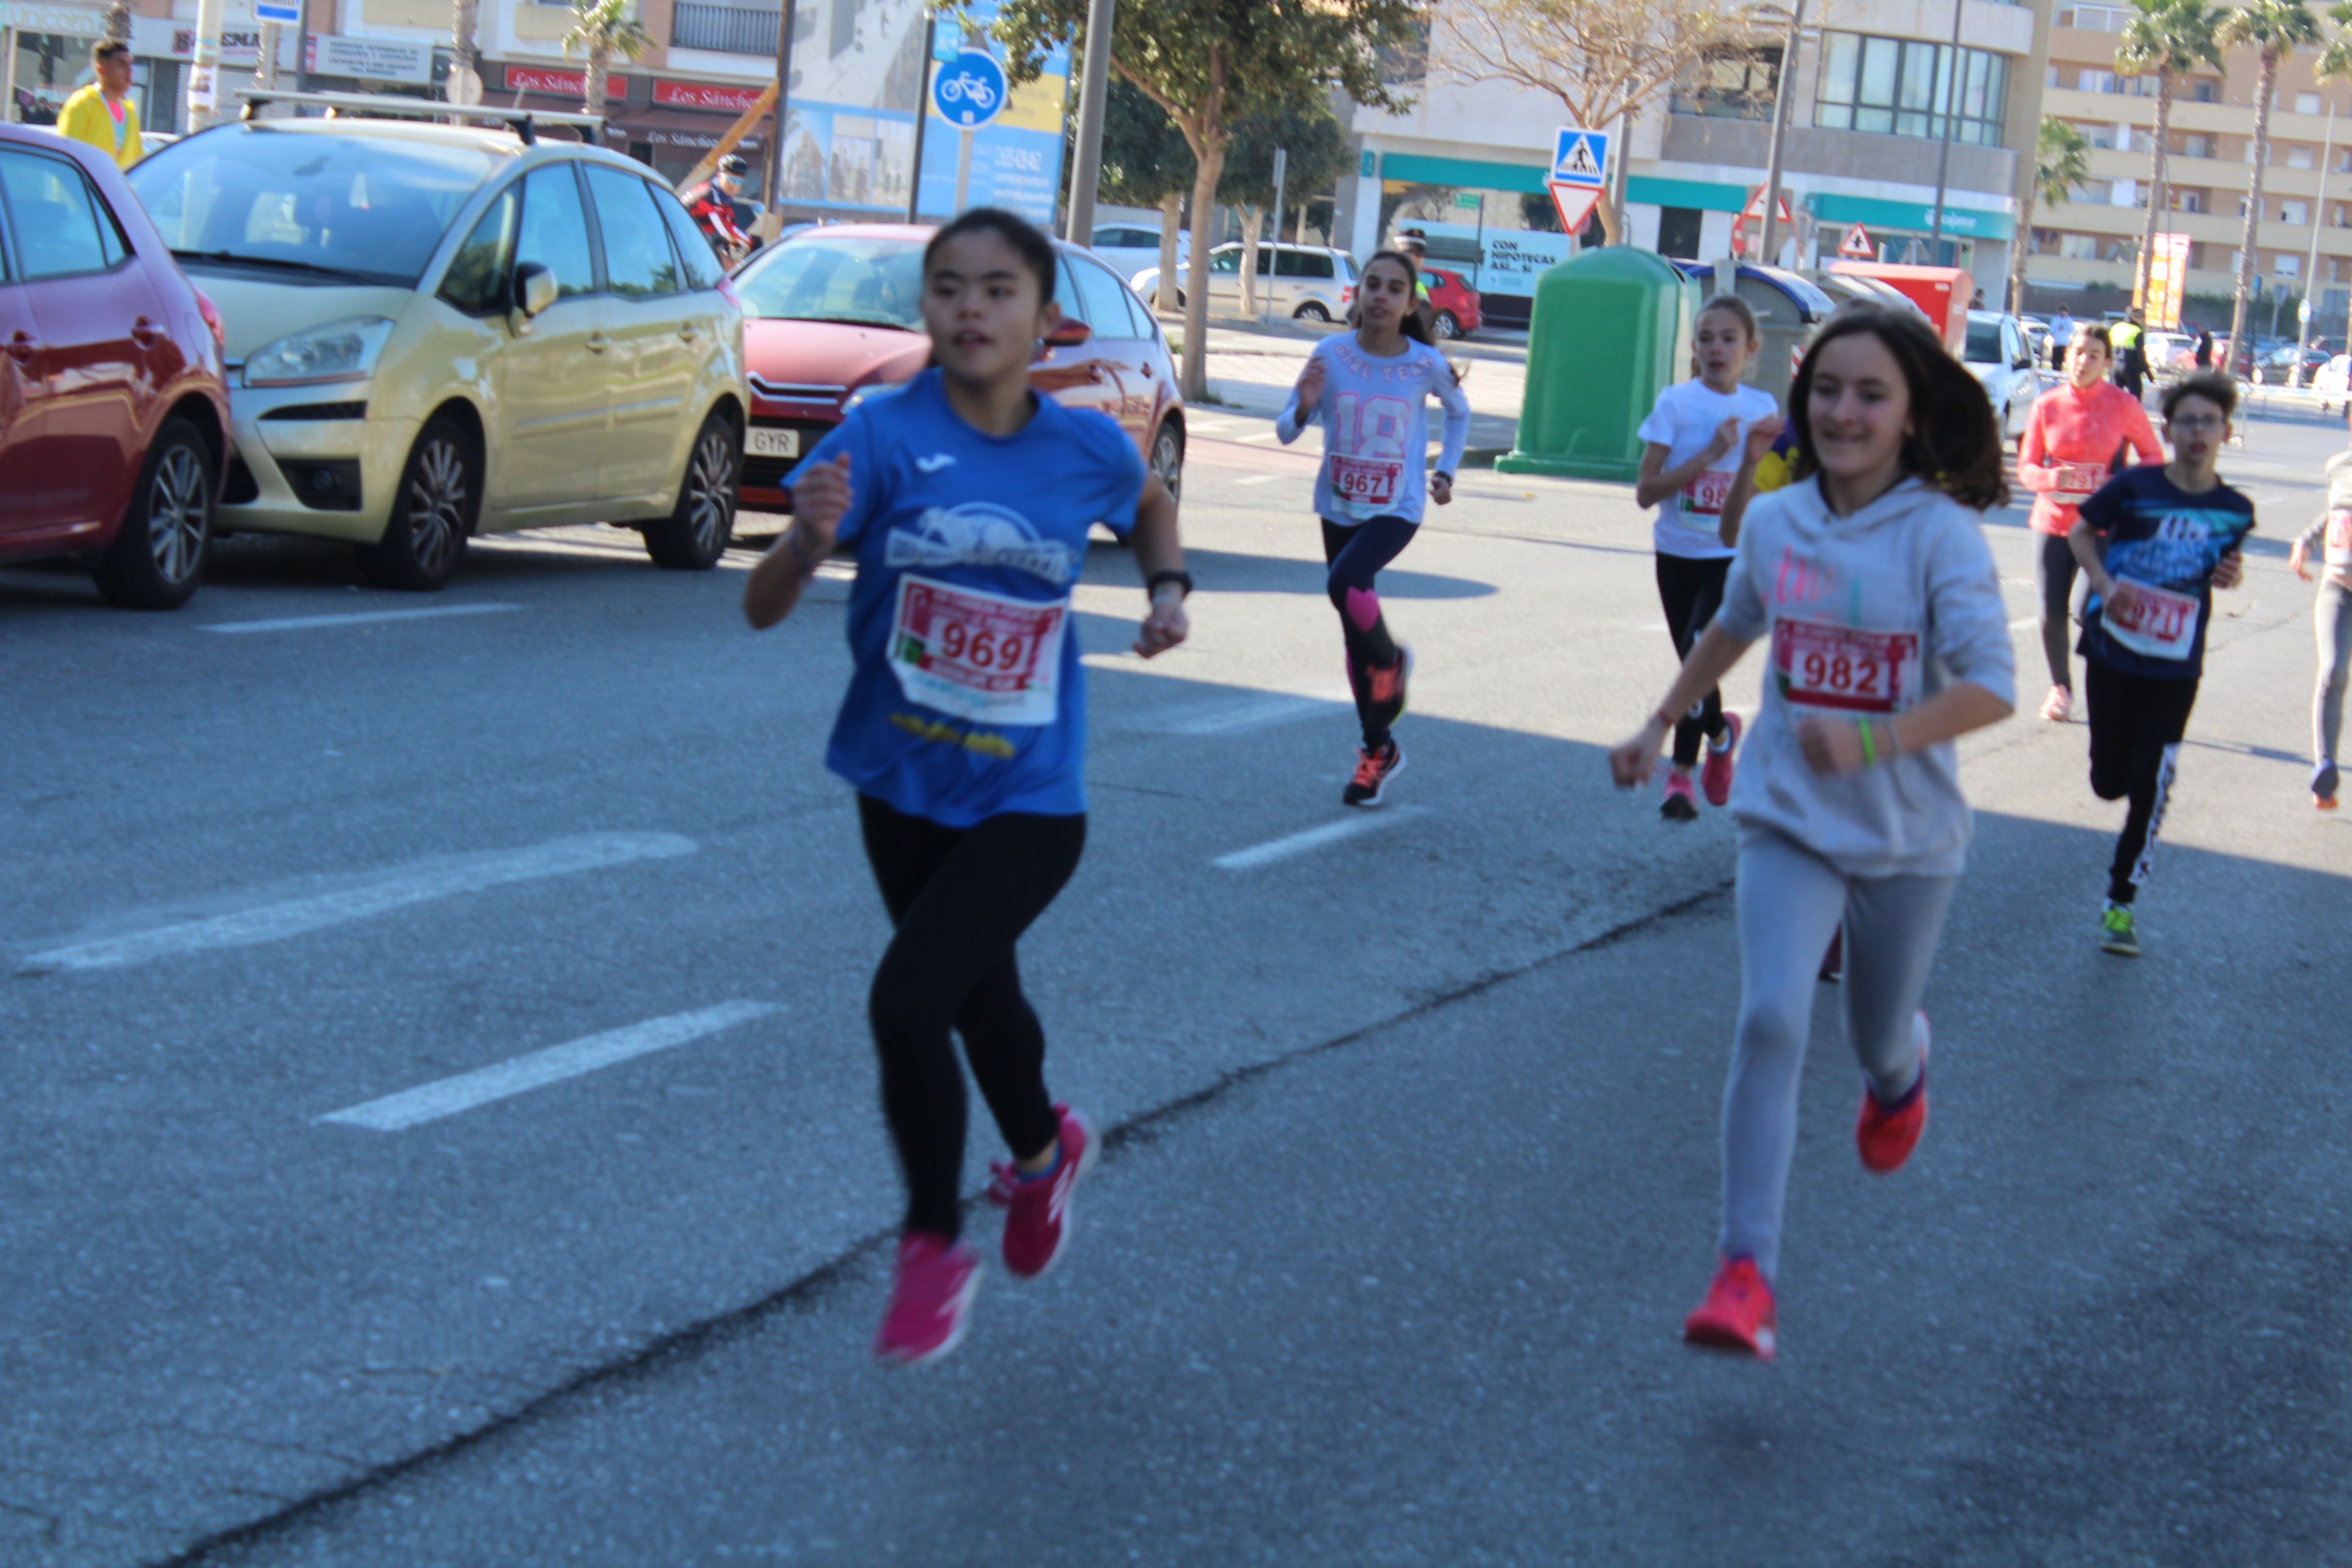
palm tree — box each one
[2011,116,2095,314]
[562,0,651,121]
[2220,0,2325,374]
[452,0,481,103]
[2117,0,2225,318]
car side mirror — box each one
[514,262,557,321]
[1043,317,1091,348]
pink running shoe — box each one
[1700,711,1742,807]
[873,1231,981,1367]
[1856,1012,1931,1174]
[1683,1255,1777,1362]
[1659,768,1699,821]
[988,1105,1100,1279]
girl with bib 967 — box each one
[743,209,1190,1368]
[1610,306,2016,1362]
[1275,248,1471,806]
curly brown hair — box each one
[1786,304,2009,512]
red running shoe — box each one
[1700,711,1742,806]
[1856,1011,1930,1174]
[988,1105,1098,1279]
[1343,740,1406,806]
[873,1231,981,1367]
[1683,1255,1777,1362]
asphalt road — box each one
[3,396,2347,1567]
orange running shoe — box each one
[1856,1011,1930,1174]
[1683,1255,1776,1362]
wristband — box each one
[1859,719,1877,768]
[1147,568,1194,600]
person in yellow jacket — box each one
[56,40,142,172]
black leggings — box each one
[2085,663,2198,905]
[1322,515,1417,750]
[858,795,1085,1239]
[1655,554,1730,768]
[2038,532,2082,691]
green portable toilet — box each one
[1498,248,1699,483]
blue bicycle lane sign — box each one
[932,51,1007,129]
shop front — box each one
[5,1,116,127]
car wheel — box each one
[644,410,738,570]
[357,416,476,591]
[1292,300,1331,323]
[94,416,213,610]
[1433,310,1460,340]
[1149,419,1183,506]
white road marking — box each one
[19,832,696,974]
[1215,806,1428,870]
[197,604,525,635]
[1237,431,1284,445]
[1188,419,1240,433]
[1121,692,1341,736]
[1234,474,1286,486]
[318,1001,778,1132]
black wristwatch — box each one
[1147,568,1194,599]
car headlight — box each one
[242,316,397,388]
[840,381,902,412]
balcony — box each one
[672,1,781,56]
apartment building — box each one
[1336,0,2049,324]
[2031,1,2352,332]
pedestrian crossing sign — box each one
[1551,127,1610,189]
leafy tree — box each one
[1218,101,1352,313]
[563,0,651,120]
[2219,0,2323,370]
[2010,116,2093,314]
[1437,0,1759,244]
[2116,0,2225,318]
[998,0,1421,399]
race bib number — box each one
[1679,469,1735,518]
[2327,509,2352,568]
[1329,453,1403,513]
[1771,619,1921,714]
[887,574,1067,728]
[2051,463,2106,501]
[2100,578,2202,662]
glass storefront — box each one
[10,30,185,134]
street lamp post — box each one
[1062,0,1117,245]
[765,0,800,212]
[2296,96,2336,386]
[1927,0,1965,258]
[1756,0,1806,270]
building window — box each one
[2057,4,2133,28]
[2298,92,2323,115]
[1815,32,2010,144]
[2290,144,2316,168]
[2179,132,2215,158]
[2172,189,2206,213]
[1671,45,1782,120]
[2277,253,2301,277]
[2190,78,2219,103]
[2077,67,2116,93]
[2283,199,2310,225]
[2059,233,2100,259]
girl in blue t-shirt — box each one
[743,208,1191,1368]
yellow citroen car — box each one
[129,97,745,589]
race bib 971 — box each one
[1771,619,1921,715]
[2100,578,2202,662]
[887,574,1067,728]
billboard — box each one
[760,0,1068,225]
[2138,231,2190,331]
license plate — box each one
[747,427,800,459]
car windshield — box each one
[1964,318,2003,363]
[129,127,498,287]
[734,235,925,329]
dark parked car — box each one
[732,223,1187,512]
[0,124,229,607]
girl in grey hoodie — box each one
[1610,305,2017,1362]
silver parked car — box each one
[1131,242,1358,322]
[1962,310,2041,443]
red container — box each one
[1827,261,1974,353]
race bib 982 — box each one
[1771,619,1921,714]
[888,574,1067,728]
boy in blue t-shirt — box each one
[2069,370,2253,957]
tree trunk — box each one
[2229,50,2278,378]
[2136,77,2174,312]
[1238,204,1263,318]
[453,0,480,75]
[1156,191,1181,311]
[105,0,129,44]
[2010,182,2038,316]
[587,48,609,118]
[1595,107,1630,244]
[1181,137,1227,403]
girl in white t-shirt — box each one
[1633,295,1784,821]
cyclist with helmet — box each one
[682,154,755,261]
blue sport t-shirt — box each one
[2074,463,2255,681]
[788,369,1146,827]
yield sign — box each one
[1737,184,1795,225]
[1837,222,1876,259]
[1547,180,1603,236]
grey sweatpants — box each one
[2317,581,2351,766]
[1720,828,1957,1281]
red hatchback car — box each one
[0,125,228,608]
[732,223,1185,512]
[1422,265,1482,340]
